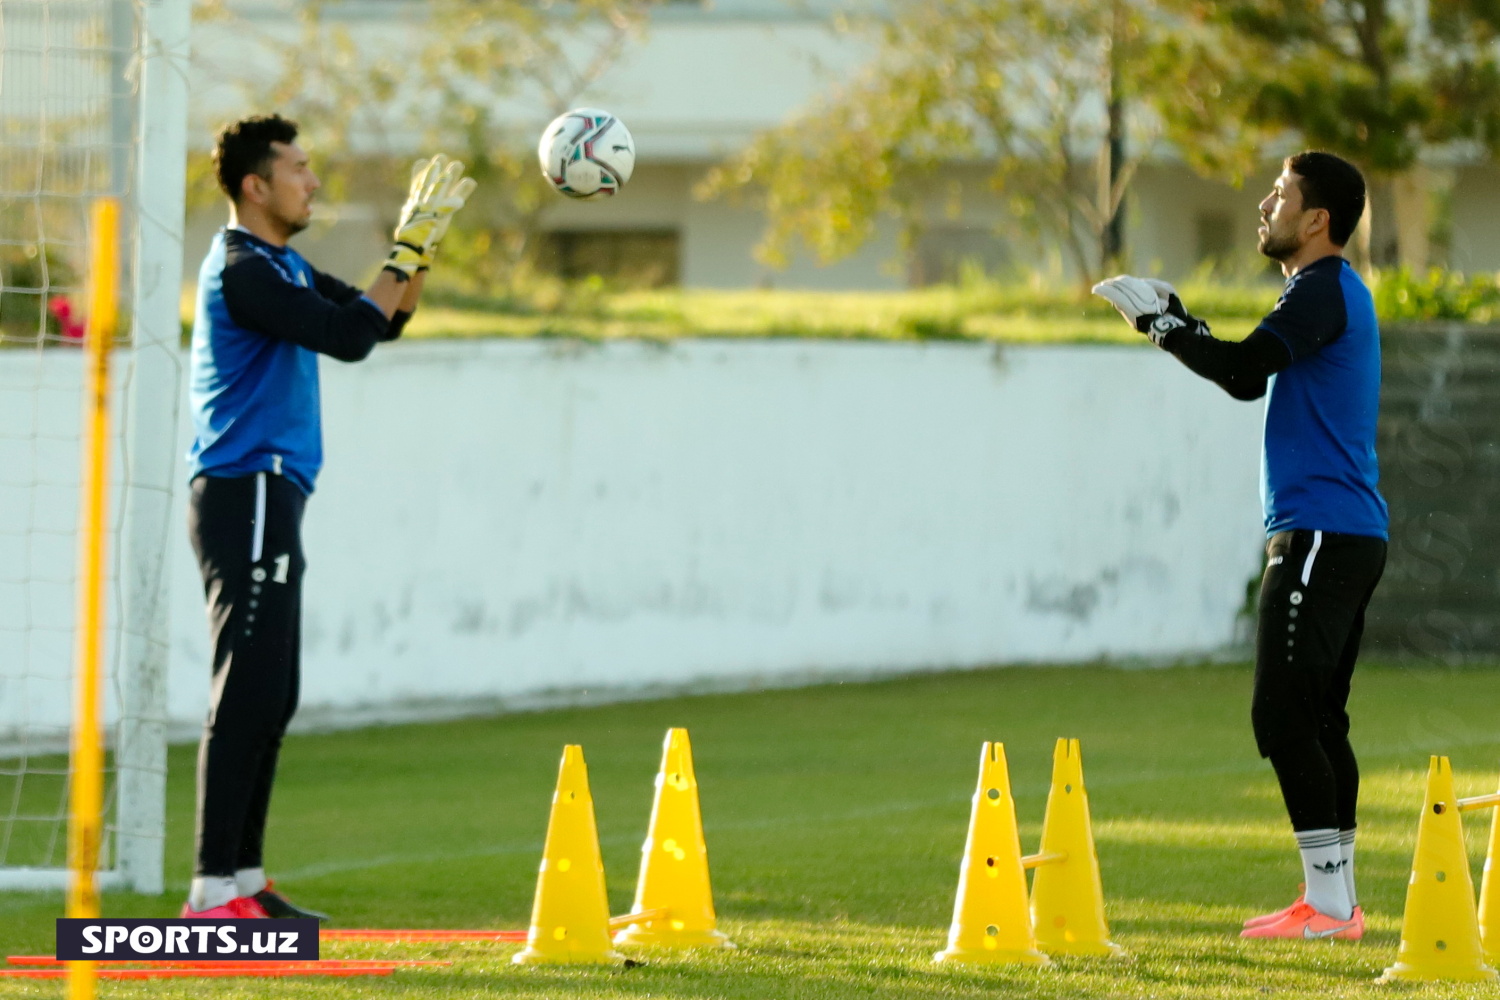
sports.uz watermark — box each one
[56,919,319,961]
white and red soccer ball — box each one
[538,108,636,200]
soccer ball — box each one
[538,108,636,200]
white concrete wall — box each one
[167,339,1264,727]
[2,340,1267,738]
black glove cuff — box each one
[1167,295,1211,334]
[1135,311,1185,344]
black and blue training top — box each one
[1155,253,1388,541]
[1255,256,1387,540]
[187,228,407,495]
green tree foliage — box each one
[1207,0,1500,266]
[195,0,659,290]
[698,0,1258,290]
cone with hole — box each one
[512,745,626,966]
[934,742,1049,966]
[1380,756,1495,983]
[1030,738,1124,958]
[614,728,734,949]
[1480,770,1500,967]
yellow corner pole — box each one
[67,197,119,1000]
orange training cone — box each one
[1379,756,1495,983]
[933,742,1050,966]
[1031,738,1124,958]
[1481,771,1500,967]
[614,728,734,949]
[512,745,626,966]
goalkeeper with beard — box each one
[1095,151,1386,942]
[181,114,475,919]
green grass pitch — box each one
[2,661,1498,998]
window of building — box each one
[536,229,681,288]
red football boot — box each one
[1239,900,1362,940]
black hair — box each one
[213,115,300,203]
[1284,151,1366,247]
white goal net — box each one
[0,0,188,894]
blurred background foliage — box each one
[172,0,1500,333]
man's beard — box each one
[1258,226,1301,262]
[270,204,312,238]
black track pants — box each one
[188,472,307,878]
[1252,529,1385,831]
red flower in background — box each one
[47,296,86,342]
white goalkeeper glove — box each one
[1092,275,1210,347]
[411,155,477,267]
[384,155,478,279]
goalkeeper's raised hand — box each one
[1092,274,1211,347]
[384,155,478,279]
[413,156,477,266]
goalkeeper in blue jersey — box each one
[1095,151,1386,942]
[181,115,475,919]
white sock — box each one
[1295,828,1353,920]
[235,867,268,897]
[188,875,237,912]
[1340,829,1357,908]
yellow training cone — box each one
[1031,738,1124,958]
[614,728,734,949]
[513,745,626,966]
[1481,772,1500,966]
[934,742,1050,966]
[1380,756,1495,983]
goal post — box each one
[0,0,189,897]
[113,0,192,898]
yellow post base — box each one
[934,944,1051,966]
[1479,772,1500,967]
[613,921,735,950]
[513,745,626,967]
[1032,739,1126,959]
[1378,756,1495,984]
[934,743,1050,968]
[1377,961,1497,985]
[614,729,735,950]
[1031,925,1127,959]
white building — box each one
[186,0,1500,290]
